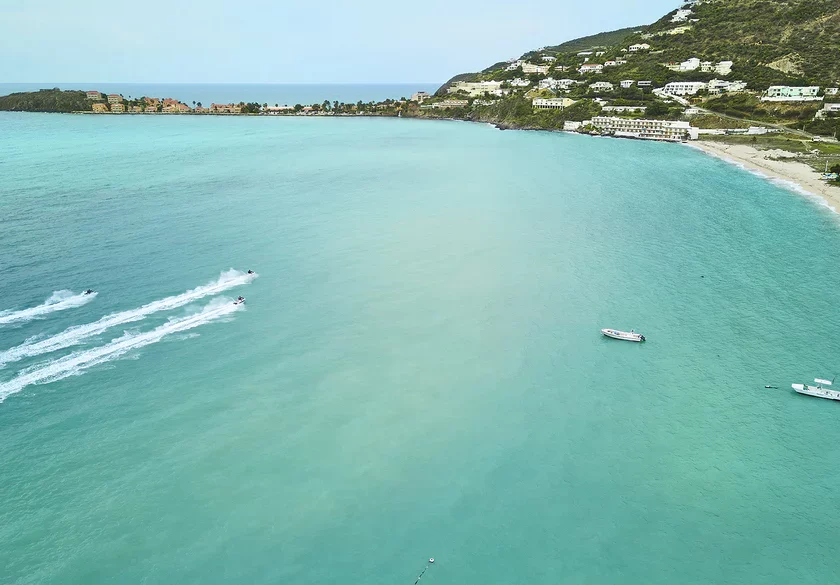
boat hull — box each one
[792,383,840,401]
[601,329,645,342]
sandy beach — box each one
[691,140,840,213]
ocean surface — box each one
[0,83,439,106]
[2,111,840,585]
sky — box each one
[0,0,678,84]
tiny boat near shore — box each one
[601,328,645,342]
[792,376,839,401]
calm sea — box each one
[2,112,840,585]
[0,83,438,106]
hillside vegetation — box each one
[0,89,92,112]
[440,0,840,91]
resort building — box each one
[509,78,531,87]
[541,55,556,62]
[522,63,550,75]
[762,86,822,102]
[449,81,504,97]
[620,80,635,89]
[107,94,122,104]
[411,91,431,102]
[591,116,698,141]
[110,103,125,113]
[91,103,108,113]
[428,100,469,108]
[637,81,653,88]
[579,63,603,74]
[601,105,647,113]
[577,51,593,57]
[505,60,524,71]
[589,82,615,92]
[145,105,157,113]
[628,43,651,51]
[539,78,578,91]
[130,105,143,113]
[700,60,733,75]
[663,81,707,95]
[707,79,747,94]
[86,91,102,100]
[532,97,576,110]
[825,88,839,96]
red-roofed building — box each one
[107,94,122,104]
[86,91,102,100]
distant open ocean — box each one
[0,83,439,105]
[2,110,840,585]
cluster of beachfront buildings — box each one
[86,91,245,114]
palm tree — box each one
[322,99,330,112]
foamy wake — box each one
[0,290,98,326]
[0,269,256,368]
[0,298,242,402]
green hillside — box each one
[0,88,92,112]
[439,0,840,91]
[544,25,646,53]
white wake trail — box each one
[0,298,242,402]
[0,291,98,326]
[0,269,256,368]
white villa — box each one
[522,63,550,75]
[762,86,822,102]
[628,43,651,52]
[509,78,531,87]
[577,51,594,57]
[707,79,747,94]
[637,81,653,87]
[701,60,733,75]
[671,8,692,22]
[541,55,556,62]
[825,88,839,95]
[579,63,603,74]
[591,116,698,141]
[428,99,469,108]
[532,97,576,110]
[816,103,840,118]
[620,80,635,89]
[589,82,615,92]
[601,105,647,113]
[506,60,524,71]
[412,91,431,102]
[538,78,578,90]
[663,81,708,95]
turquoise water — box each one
[2,112,840,584]
[0,83,438,106]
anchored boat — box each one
[601,328,645,342]
[792,376,839,401]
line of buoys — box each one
[413,558,435,584]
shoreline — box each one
[688,141,840,214]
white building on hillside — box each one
[671,8,692,22]
[510,78,531,87]
[449,81,504,97]
[762,86,821,102]
[506,60,524,71]
[412,91,431,102]
[541,55,556,62]
[628,43,651,52]
[522,63,550,75]
[579,63,603,74]
[707,79,747,94]
[663,81,707,95]
[601,105,647,113]
[825,88,839,95]
[538,78,578,90]
[620,80,636,89]
[532,97,576,110]
[589,82,614,92]
[591,116,698,141]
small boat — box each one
[601,328,645,342]
[792,376,840,401]
[233,296,245,305]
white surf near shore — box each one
[0,290,98,326]
[0,298,242,402]
[0,269,256,368]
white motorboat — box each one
[792,377,840,401]
[233,296,246,305]
[601,328,645,342]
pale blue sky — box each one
[1,0,677,83]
